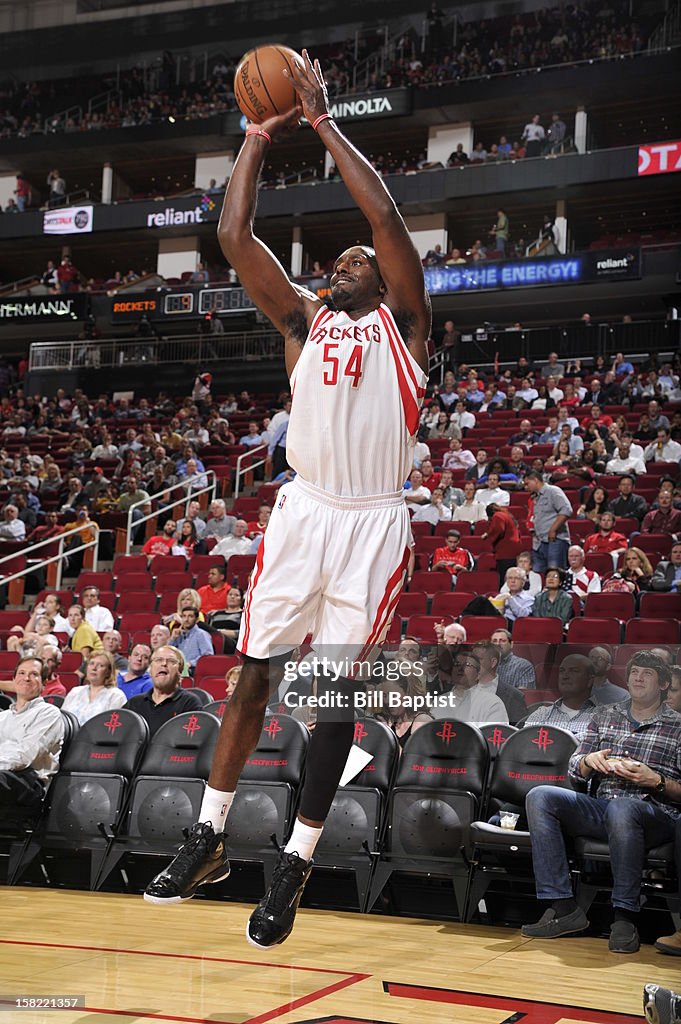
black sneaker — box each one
[521,906,589,939]
[144,822,230,905]
[246,850,312,948]
[643,984,681,1024]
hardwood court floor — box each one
[0,889,678,1024]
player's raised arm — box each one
[217,107,322,367]
[288,50,431,370]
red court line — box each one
[0,1002,237,1024]
[0,938,354,976]
[384,982,642,1024]
[243,972,370,1024]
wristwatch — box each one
[653,771,666,796]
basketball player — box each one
[144,50,431,947]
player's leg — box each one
[247,670,364,948]
[247,496,411,946]
[144,486,321,906]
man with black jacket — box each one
[607,475,648,523]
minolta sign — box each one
[328,89,411,122]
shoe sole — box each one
[654,941,681,956]
[143,866,231,905]
[245,920,292,950]
[521,923,587,939]
[609,943,640,954]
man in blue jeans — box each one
[522,652,681,953]
[525,469,572,571]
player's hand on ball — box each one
[256,105,303,141]
[285,48,329,124]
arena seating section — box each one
[0,365,679,920]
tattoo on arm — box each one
[393,309,416,349]
[282,307,309,348]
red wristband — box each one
[245,127,271,143]
[312,113,333,131]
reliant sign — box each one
[638,140,681,176]
[146,206,206,228]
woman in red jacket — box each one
[482,503,522,582]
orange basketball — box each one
[234,45,302,124]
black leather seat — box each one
[13,709,149,888]
[573,835,678,920]
[465,724,578,920]
[96,710,219,888]
[314,718,400,911]
[367,719,489,917]
[227,713,309,884]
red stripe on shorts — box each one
[356,545,410,664]
[239,536,266,655]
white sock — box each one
[284,820,323,863]
[199,786,234,834]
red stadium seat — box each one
[638,593,681,620]
[116,592,157,615]
[411,522,433,539]
[118,613,160,633]
[77,572,113,592]
[415,537,442,559]
[409,571,452,596]
[637,534,673,557]
[524,689,560,707]
[59,673,81,693]
[584,554,615,575]
[0,652,19,672]
[149,555,189,577]
[189,555,226,575]
[193,676,230,700]
[460,616,506,643]
[624,619,680,645]
[60,652,83,673]
[567,618,622,645]
[113,573,154,595]
[154,572,193,595]
[455,571,499,594]
[193,655,240,684]
[430,592,476,617]
[113,555,148,576]
[459,537,493,556]
[567,519,596,542]
[583,593,636,621]
[512,618,564,645]
[405,615,453,642]
[226,555,257,579]
[396,592,427,619]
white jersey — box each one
[286,303,428,497]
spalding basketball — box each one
[234,45,302,124]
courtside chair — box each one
[464,725,578,922]
[96,711,219,890]
[314,717,400,912]
[366,720,489,919]
[13,709,149,889]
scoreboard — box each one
[111,286,255,323]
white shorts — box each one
[237,477,411,661]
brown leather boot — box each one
[655,930,681,956]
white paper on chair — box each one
[339,745,374,786]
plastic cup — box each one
[500,811,520,830]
